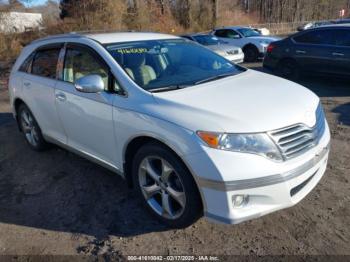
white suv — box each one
[9,32,330,228]
[211,26,280,62]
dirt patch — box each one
[0,61,349,257]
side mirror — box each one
[74,74,104,93]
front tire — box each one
[18,104,49,151]
[132,142,202,228]
[243,45,259,62]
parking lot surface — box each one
[0,61,349,257]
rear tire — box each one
[132,142,202,228]
[243,45,259,62]
[278,59,300,81]
[18,104,49,151]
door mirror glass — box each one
[74,74,104,93]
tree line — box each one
[58,0,350,32]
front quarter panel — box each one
[112,105,204,173]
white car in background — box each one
[211,26,280,62]
[9,32,330,228]
[181,34,244,64]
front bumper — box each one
[225,53,245,64]
[186,123,331,224]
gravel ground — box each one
[0,61,349,258]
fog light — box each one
[232,195,249,208]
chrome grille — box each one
[269,104,326,160]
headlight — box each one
[197,131,283,162]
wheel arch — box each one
[13,97,27,131]
[242,43,259,51]
[123,135,185,186]
[123,134,206,212]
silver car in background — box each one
[181,34,244,64]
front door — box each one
[55,44,118,167]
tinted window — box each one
[63,47,109,90]
[214,29,227,37]
[32,49,60,79]
[19,53,34,73]
[215,29,241,39]
[237,28,261,37]
[334,29,350,47]
[293,30,335,45]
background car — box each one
[297,21,334,31]
[211,26,280,62]
[333,18,350,25]
[181,34,244,63]
[252,27,271,36]
[263,25,350,79]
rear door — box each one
[21,45,67,143]
[332,29,350,76]
[291,29,336,74]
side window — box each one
[334,29,350,47]
[226,30,241,39]
[214,30,228,38]
[293,30,334,45]
[19,53,34,73]
[32,49,60,79]
[63,47,109,91]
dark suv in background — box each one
[263,25,350,79]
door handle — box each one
[23,82,31,87]
[332,52,344,56]
[296,50,306,54]
[55,93,66,102]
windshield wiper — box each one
[194,73,235,85]
[149,85,189,93]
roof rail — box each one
[30,33,84,44]
[69,29,140,34]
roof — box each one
[183,33,212,37]
[319,24,350,28]
[31,32,179,45]
[86,32,179,44]
[214,26,250,30]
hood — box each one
[150,70,319,133]
[248,36,280,42]
[207,44,240,53]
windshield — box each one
[237,28,261,37]
[192,35,220,46]
[105,39,245,92]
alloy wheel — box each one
[138,156,186,220]
[20,109,39,147]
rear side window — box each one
[293,30,335,45]
[334,29,350,47]
[214,29,228,38]
[19,53,34,73]
[32,49,60,79]
[215,29,241,39]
